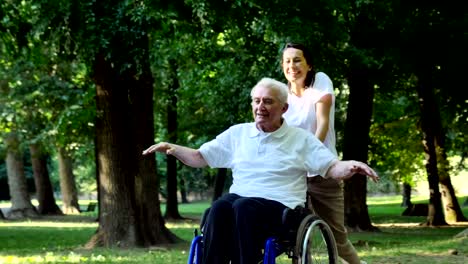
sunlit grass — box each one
[367,194,429,205]
[0,221,97,228]
[0,248,191,263]
[1,197,467,263]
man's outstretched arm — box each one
[142,142,208,168]
[325,160,379,182]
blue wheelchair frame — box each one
[263,237,283,264]
[187,233,204,264]
[187,234,283,264]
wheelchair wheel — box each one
[294,215,338,264]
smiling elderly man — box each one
[142,77,379,264]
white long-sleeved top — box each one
[283,72,337,157]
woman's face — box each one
[282,48,311,86]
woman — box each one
[281,42,364,264]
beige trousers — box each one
[307,176,361,264]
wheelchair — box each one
[187,202,338,264]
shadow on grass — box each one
[0,197,467,263]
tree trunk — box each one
[94,133,101,222]
[128,53,178,245]
[165,155,182,219]
[415,72,447,226]
[57,147,80,214]
[432,107,466,222]
[29,143,62,215]
[4,132,37,219]
[212,168,227,202]
[88,53,140,247]
[180,177,189,204]
[164,59,183,220]
[401,183,412,207]
[87,51,177,248]
[439,175,466,222]
[342,66,377,231]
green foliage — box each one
[0,0,96,202]
[369,83,425,185]
[1,0,466,203]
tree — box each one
[415,63,466,224]
[340,1,381,231]
[81,0,177,247]
[415,71,447,226]
[342,63,376,231]
[430,4,467,223]
[401,183,412,207]
[0,0,38,219]
[400,2,466,225]
[29,143,62,215]
[27,0,180,247]
[57,147,80,214]
[164,60,183,220]
[4,132,37,219]
[0,0,91,217]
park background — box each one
[0,0,467,263]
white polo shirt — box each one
[199,121,337,209]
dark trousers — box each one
[203,193,287,264]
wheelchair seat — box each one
[188,205,338,264]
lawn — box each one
[1,195,467,264]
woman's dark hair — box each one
[282,43,316,88]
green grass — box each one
[1,196,467,264]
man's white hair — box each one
[251,77,288,104]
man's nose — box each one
[258,101,266,109]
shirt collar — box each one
[248,119,289,138]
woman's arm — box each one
[315,93,332,142]
[142,142,208,168]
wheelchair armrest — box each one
[200,207,211,231]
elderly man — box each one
[143,77,379,264]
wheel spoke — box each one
[296,215,338,264]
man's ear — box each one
[282,103,289,113]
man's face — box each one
[251,86,288,132]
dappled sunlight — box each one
[373,222,422,228]
[0,252,120,263]
[363,255,467,264]
[0,248,192,263]
[0,221,97,228]
[359,241,468,264]
[165,221,198,229]
[0,197,465,263]
[353,227,468,263]
[374,222,468,228]
[367,195,430,205]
